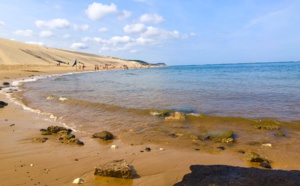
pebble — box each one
[261,143,272,147]
[159,148,165,151]
[72,178,84,184]
[30,164,34,167]
[111,145,119,149]
[145,147,151,152]
[217,146,225,150]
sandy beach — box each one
[0,38,299,186]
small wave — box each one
[59,97,68,101]
[47,96,54,100]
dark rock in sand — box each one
[145,147,151,152]
[2,82,10,86]
[94,159,133,179]
[68,138,84,145]
[217,146,225,150]
[237,150,245,154]
[207,130,235,143]
[0,101,8,108]
[260,162,272,169]
[247,152,269,163]
[92,131,114,140]
[275,130,285,137]
[33,137,48,143]
[174,165,300,186]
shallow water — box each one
[13,62,300,168]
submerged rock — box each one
[207,130,235,143]
[47,126,71,134]
[94,159,133,179]
[165,112,186,120]
[252,120,280,130]
[92,131,114,140]
[174,165,300,186]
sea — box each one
[10,62,300,156]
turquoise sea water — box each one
[22,62,300,122]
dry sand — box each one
[0,38,295,186]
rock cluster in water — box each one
[38,126,84,145]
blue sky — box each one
[0,0,300,65]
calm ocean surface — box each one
[17,62,300,141]
[15,62,300,166]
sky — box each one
[0,0,300,65]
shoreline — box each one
[1,65,300,185]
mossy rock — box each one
[247,152,269,163]
[275,130,285,137]
[252,120,280,130]
[47,126,71,134]
[207,130,235,143]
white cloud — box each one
[73,24,89,31]
[26,41,45,46]
[0,21,5,27]
[99,27,109,32]
[109,36,132,45]
[14,29,34,37]
[71,42,88,50]
[124,23,146,34]
[142,27,180,39]
[35,19,70,29]
[130,49,138,53]
[139,14,164,24]
[39,31,54,38]
[85,3,118,20]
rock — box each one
[32,137,48,143]
[145,147,151,152]
[247,152,270,163]
[59,134,76,141]
[41,131,52,135]
[47,126,70,134]
[68,138,84,145]
[92,131,114,140]
[275,130,285,137]
[207,130,235,143]
[94,159,133,179]
[260,162,272,169]
[0,101,8,108]
[252,120,280,130]
[111,145,118,149]
[174,165,300,186]
[159,148,165,151]
[2,82,10,86]
[165,112,186,120]
[72,178,84,184]
[261,143,272,147]
[237,150,245,154]
[217,146,225,150]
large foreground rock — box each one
[174,165,300,186]
[92,131,114,140]
[94,159,133,179]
